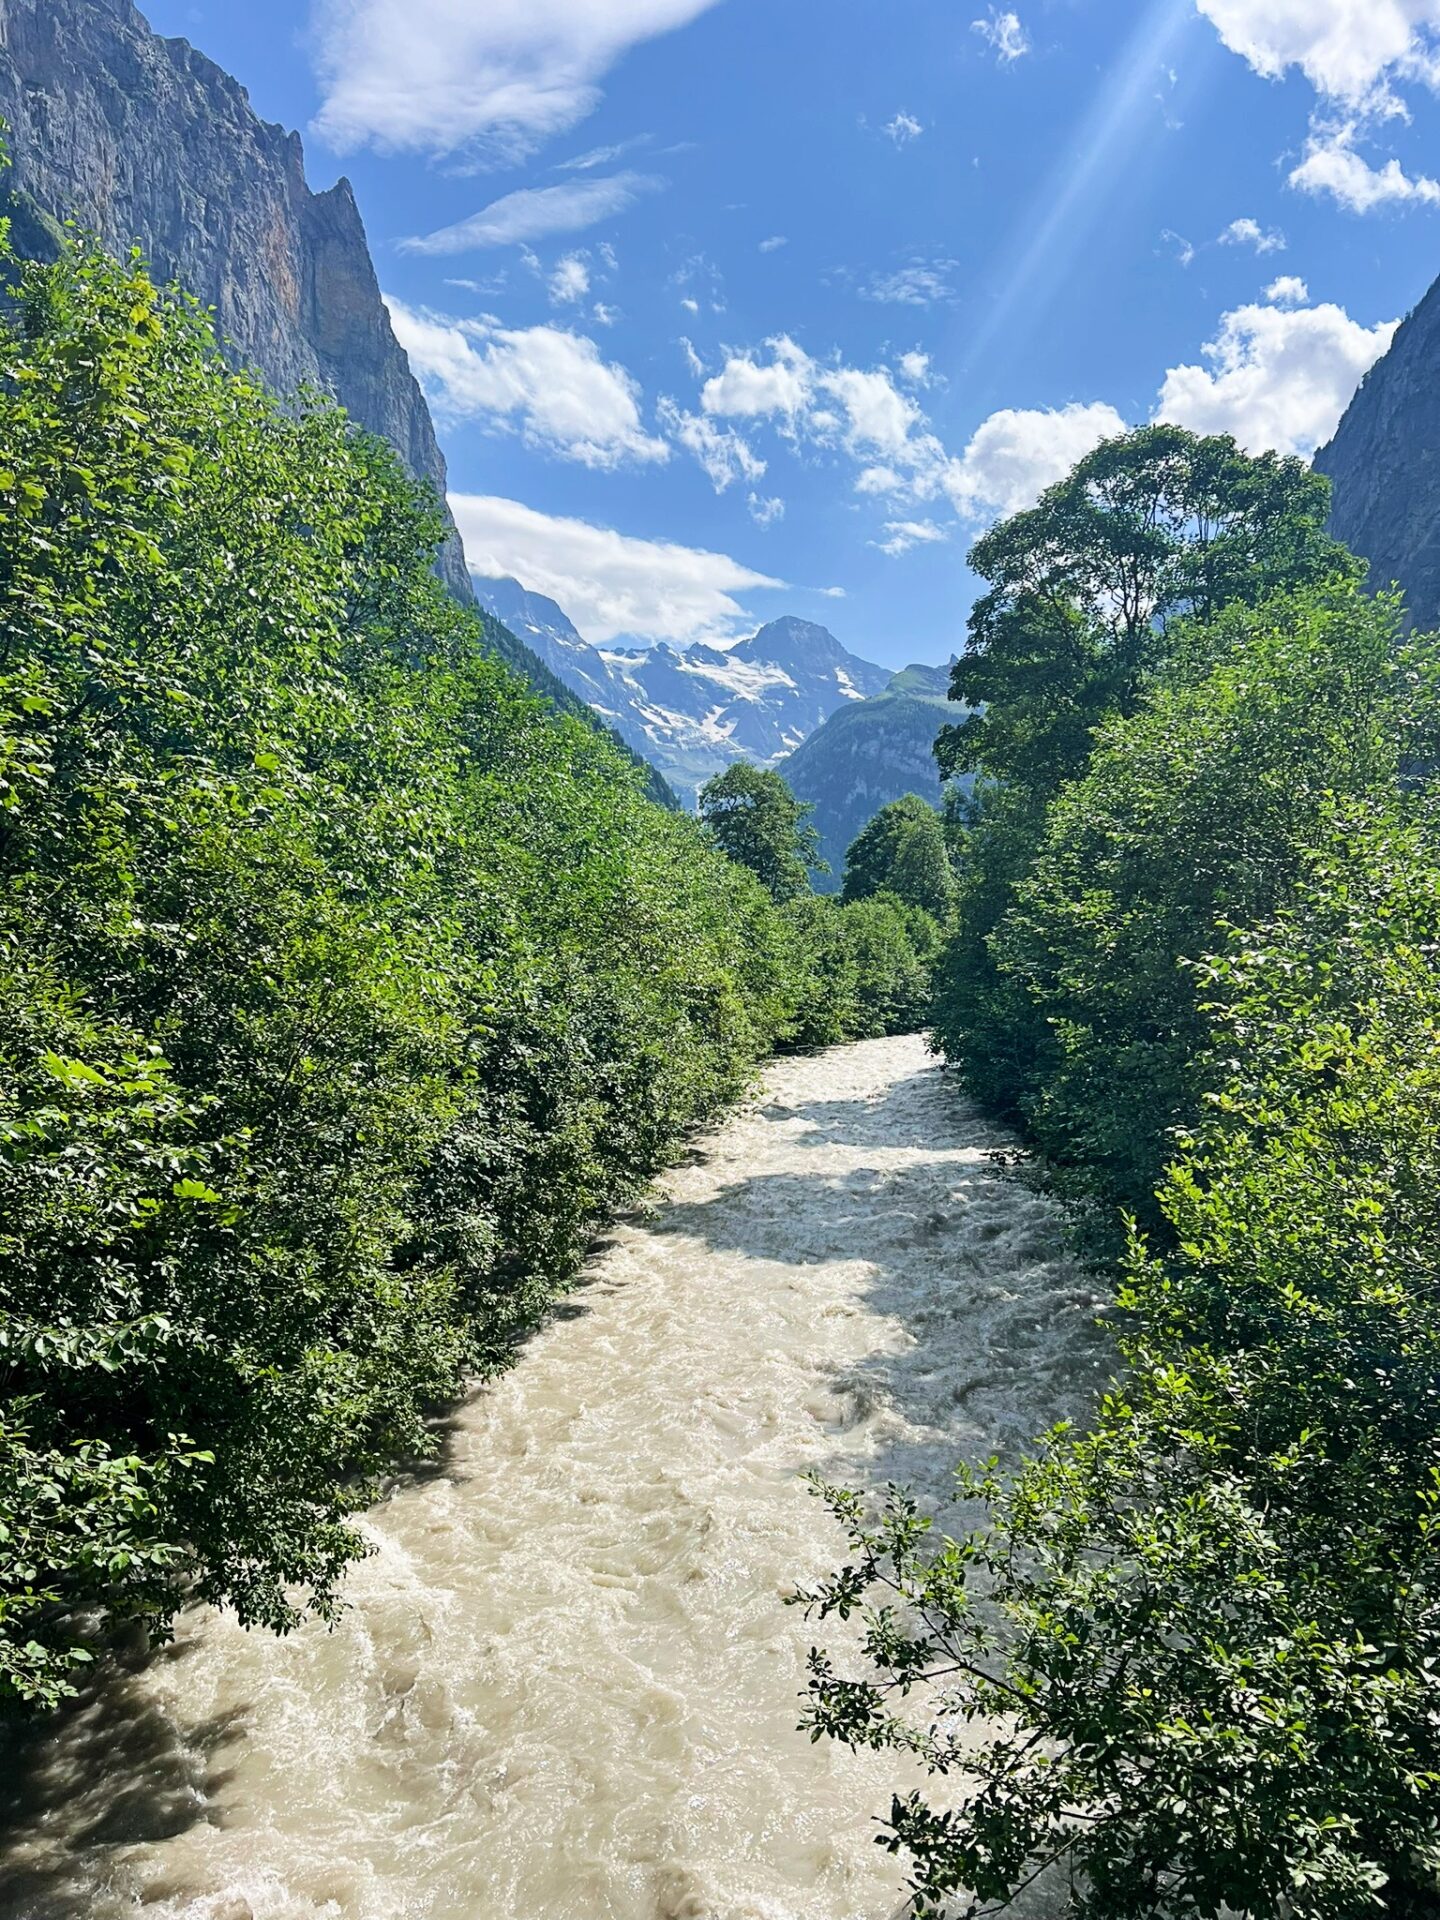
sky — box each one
[142,0,1440,672]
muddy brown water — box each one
[0,1036,1106,1920]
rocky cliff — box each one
[1314,276,1440,628]
[0,0,473,597]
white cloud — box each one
[1220,216,1287,254]
[700,336,815,420]
[855,464,905,494]
[658,400,767,491]
[748,493,785,527]
[548,253,591,303]
[1290,122,1440,209]
[701,339,937,474]
[1163,228,1197,267]
[1197,2,1440,216]
[945,402,1128,522]
[1195,0,1440,108]
[698,339,1124,534]
[556,136,650,171]
[679,336,705,377]
[312,0,724,157]
[592,301,620,326]
[897,350,932,384]
[403,174,660,255]
[1156,299,1398,457]
[972,8,1030,63]
[884,111,924,143]
[874,519,950,558]
[451,495,784,644]
[387,298,668,467]
[1266,274,1311,304]
[759,234,788,252]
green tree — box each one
[842,794,955,918]
[932,425,1368,1136]
[698,762,825,901]
[990,583,1430,1219]
[936,423,1359,800]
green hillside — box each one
[777,660,961,886]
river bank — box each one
[0,1036,1105,1920]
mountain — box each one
[1315,279,1440,626]
[473,587,891,804]
[778,660,964,889]
[0,0,670,794]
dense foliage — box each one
[842,794,955,919]
[0,224,930,1710]
[801,425,1440,1915]
[698,760,827,900]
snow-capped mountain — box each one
[475,581,890,803]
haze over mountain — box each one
[475,581,889,803]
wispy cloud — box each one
[884,111,924,143]
[873,518,950,557]
[311,0,724,158]
[1219,215,1287,254]
[386,298,669,468]
[452,494,784,645]
[1290,121,1440,211]
[972,8,1030,63]
[1197,2,1440,218]
[862,259,958,306]
[402,173,662,254]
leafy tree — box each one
[989,583,1431,1219]
[936,423,1360,800]
[842,795,955,918]
[930,427,1361,1138]
[699,762,826,901]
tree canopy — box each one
[698,762,826,901]
[841,794,955,918]
[936,423,1360,798]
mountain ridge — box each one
[474,578,891,803]
[779,660,964,888]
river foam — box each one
[0,1036,1106,1920]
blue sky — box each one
[145,0,1440,671]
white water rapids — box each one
[0,1036,1107,1920]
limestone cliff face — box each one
[0,0,472,599]
[1314,277,1440,628]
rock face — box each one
[1314,277,1440,627]
[778,661,965,889]
[473,587,892,805]
[0,0,473,597]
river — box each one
[0,1036,1106,1920]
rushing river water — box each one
[0,1036,1107,1920]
